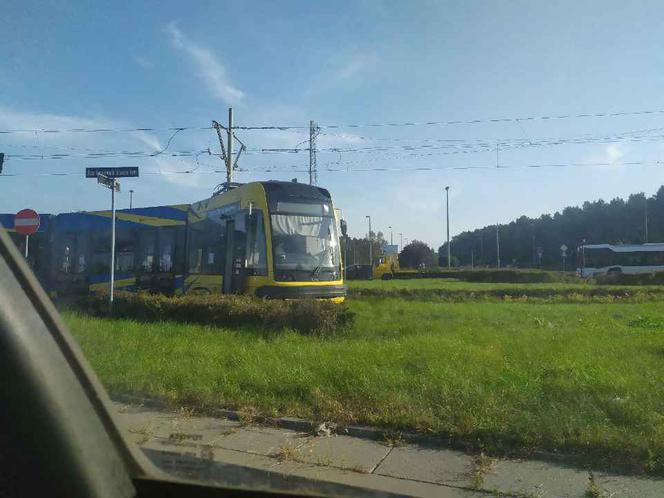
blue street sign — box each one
[86,167,139,178]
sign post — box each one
[86,167,136,308]
[14,209,40,259]
[94,174,120,308]
[560,244,568,272]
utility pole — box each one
[309,120,319,185]
[366,215,372,266]
[389,226,393,245]
[212,108,246,191]
[645,195,649,243]
[129,189,134,209]
[227,108,234,185]
[531,224,536,267]
[399,232,403,252]
[496,222,501,268]
[445,186,450,268]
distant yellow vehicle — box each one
[373,244,400,280]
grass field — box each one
[64,291,664,474]
[347,278,664,302]
[347,279,590,290]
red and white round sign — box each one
[14,209,40,236]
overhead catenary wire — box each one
[4,159,661,178]
[3,149,210,160]
[235,108,664,130]
[3,107,664,135]
[0,125,212,135]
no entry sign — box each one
[14,209,40,236]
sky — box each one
[2,0,664,248]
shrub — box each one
[391,269,575,283]
[86,292,354,335]
[595,271,664,286]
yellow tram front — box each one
[185,181,346,301]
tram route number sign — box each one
[86,167,139,178]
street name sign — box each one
[86,167,138,178]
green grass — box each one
[63,298,664,474]
[347,279,664,302]
[347,279,634,291]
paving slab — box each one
[142,438,484,497]
[292,434,391,473]
[114,403,664,498]
[482,459,590,497]
[374,444,474,487]
[115,405,241,447]
[596,473,664,498]
[211,425,306,456]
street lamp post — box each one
[496,222,501,268]
[445,186,450,268]
[366,215,372,266]
[645,196,649,243]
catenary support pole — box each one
[227,108,233,185]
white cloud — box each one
[582,143,627,167]
[605,144,625,163]
[335,54,378,82]
[134,55,154,69]
[0,106,217,190]
[165,22,245,105]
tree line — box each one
[341,187,664,270]
[438,186,664,269]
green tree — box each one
[439,188,658,269]
[399,240,436,268]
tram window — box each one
[59,233,77,274]
[115,228,135,273]
[173,227,185,273]
[187,227,203,274]
[158,229,175,272]
[137,230,156,272]
[245,210,267,276]
[188,216,226,274]
[75,234,88,273]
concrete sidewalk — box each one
[115,403,664,497]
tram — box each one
[1,181,346,301]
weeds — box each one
[469,453,496,489]
[273,445,300,463]
[585,472,604,498]
[383,431,406,447]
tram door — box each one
[223,216,248,294]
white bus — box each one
[578,243,664,278]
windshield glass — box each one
[271,213,339,276]
[8,3,664,497]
